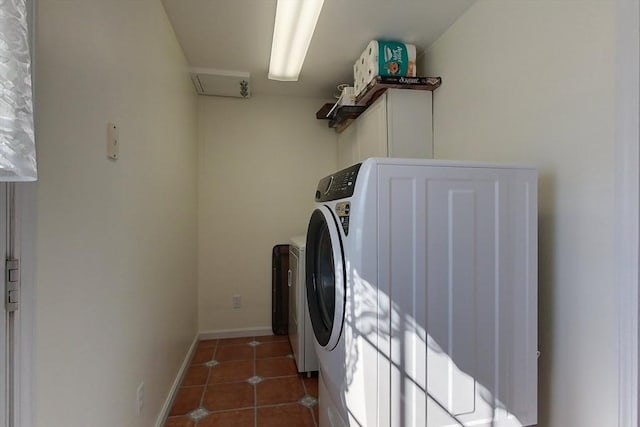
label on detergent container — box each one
[379,41,409,76]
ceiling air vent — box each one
[190,68,251,98]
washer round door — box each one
[305,205,345,350]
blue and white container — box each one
[353,40,417,97]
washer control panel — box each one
[315,163,361,202]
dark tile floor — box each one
[164,335,319,427]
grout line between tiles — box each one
[200,340,215,406]
[196,339,218,426]
[204,406,257,415]
[208,404,256,412]
[253,337,258,427]
[254,401,315,409]
[299,371,319,427]
[312,406,319,427]
[310,400,319,427]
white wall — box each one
[34,0,198,425]
[423,1,616,425]
[198,96,336,333]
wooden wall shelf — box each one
[316,76,442,133]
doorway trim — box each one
[15,183,36,427]
[616,0,640,425]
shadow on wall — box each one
[536,172,556,427]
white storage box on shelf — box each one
[337,88,432,169]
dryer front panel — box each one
[305,205,345,351]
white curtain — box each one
[0,0,36,181]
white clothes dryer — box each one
[305,158,538,427]
[288,235,318,373]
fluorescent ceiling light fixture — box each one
[268,0,324,81]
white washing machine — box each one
[305,158,538,427]
[288,235,318,373]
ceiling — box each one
[161,0,476,99]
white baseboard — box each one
[199,326,273,340]
[154,334,199,427]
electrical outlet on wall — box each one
[136,381,144,415]
[232,295,241,309]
